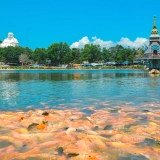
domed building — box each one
[0,32,19,48]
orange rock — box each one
[58,155,67,160]
[6,145,15,154]
[99,130,118,136]
[72,154,102,160]
[76,139,88,153]
[18,147,40,157]
[0,153,5,160]
[61,134,76,142]
[64,143,79,153]
[3,152,19,160]
[75,132,87,139]
[18,117,24,122]
[36,123,46,130]
[143,146,154,154]
[108,142,126,147]
[39,141,59,149]
[149,122,158,126]
[44,114,59,122]
[16,128,29,134]
[87,154,101,160]
[35,133,54,142]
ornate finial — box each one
[151,15,158,34]
[154,15,156,27]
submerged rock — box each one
[27,123,39,131]
[109,109,119,113]
[137,138,160,148]
[42,111,49,116]
[0,140,14,148]
[67,153,79,157]
[104,125,112,130]
[57,147,64,156]
[0,106,160,159]
[149,69,160,74]
[92,126,99,131]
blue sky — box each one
[0,0,159,50]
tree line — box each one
[0,42,145,66]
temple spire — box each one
[154,16,157,28]
[151,15,158,34]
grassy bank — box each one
[0,65,145,70]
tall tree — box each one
[70,48,81,63]
[19,54,29,66]
[47,43,60,65]
[102,47,114,62]
[81,44,91,63]
[61,42,71,64]
[90,44,101,62]
[47,42,70,65]
[0,48,6,62]
[32,48,47,64]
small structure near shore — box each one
[136,16,160,70]
[149,69,160,74]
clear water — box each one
[0,69,159,112]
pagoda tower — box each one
[142,16,160,69]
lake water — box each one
[0,69,159,112]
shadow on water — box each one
[0,70,148,82]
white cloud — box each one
[118,37,148,48]
[91,36,115,48]
[70,36,90,48]
[70,36,148,49]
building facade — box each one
[137,16,160,69]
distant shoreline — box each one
[0,68,145,71]
[0,66,145,71]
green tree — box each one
[135,47,144,58]
[19,54,29,66]
[0,48,6,62]
[102,47,114,62]
[90,44,101,62]
[32,48,47,64]
[115,50,124,63]
[4,46,20,63]
[47,42,70,66]
[80,44,91,63]
[70,48,81,63]
[61,42,71,64]
[47,43,60,65]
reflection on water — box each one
[0,81,20,107]
[0,70,159,111]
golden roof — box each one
[151,16,158,34]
